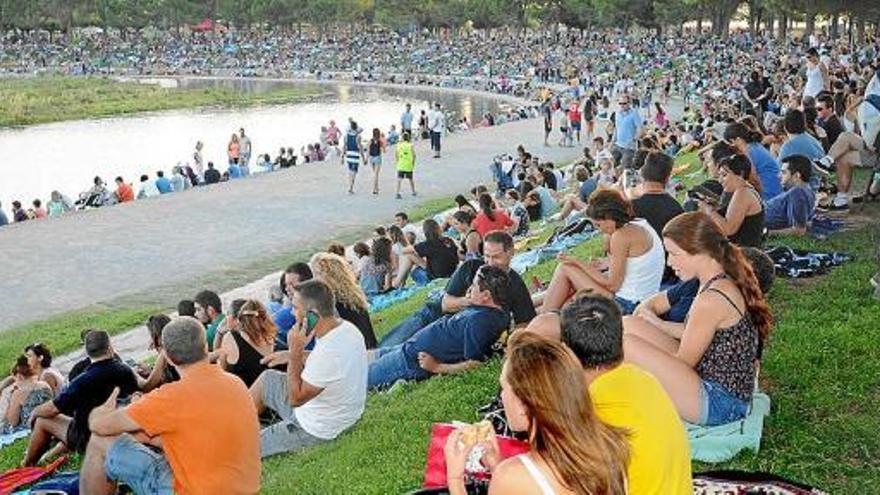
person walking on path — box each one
[401,103,414,135]
[368,128,384,195]
[395,132,417,199]
[428,103,445,158]
[343,120,365,194]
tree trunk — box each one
[830,13,839,38]
[778,13,787,39]
[857,17,866,44]
[765,13,775,36]
[805,8,816,37]
[696,16,703,34]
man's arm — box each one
[89,388,142,436]
[440,293,470,313]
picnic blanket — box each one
[368,279,446,313]
[764,246,852,278]
[694,470,828,494]
[510,230,600,274]
[809,215,845,239]
[686,392,771,463]
[0,429,30,450]
[0,456,67,495]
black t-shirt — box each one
[54,358,139,442]
[542,170,558,191]
[819,115,844,150]
[336,302,378,349]
[414,237,459,279]
[445,259,537,325]
[204,168,221,184]
[631,192,684,237]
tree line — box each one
[0,0,877,40]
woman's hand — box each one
[479,430,503,471]
[444,429,471,486]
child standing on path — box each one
[395,132,417,199]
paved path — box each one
[0,114,583,332]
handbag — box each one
[423,423,530,489]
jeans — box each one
[105,434,174,495]
[368,345,430,390]
[411,266,430,286]
[260,370,325,457]
[430,131,441,153]
[378,303,443,348]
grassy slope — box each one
[0,76,322,127]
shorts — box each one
[370,156,382,167]
[260,370,325,458]
[570,120,581,131]
[65,421,90,453]
[699,380,749,426]
[397,170,413,179]
[613,296,637,315]
[346,160,359,173]
[105,434,174,495]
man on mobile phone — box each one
[250,280,367,458]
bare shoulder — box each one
[489,457,532,494]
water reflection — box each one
[0,79,502,205]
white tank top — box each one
[518,454,556,495]
[616,218,665,303]
[804,63,825,98]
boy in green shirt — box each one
[395,132,417,199]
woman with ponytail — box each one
[473,192,514,237]
[724,121,782,200]
[698,153,765,248]
[445,331,629,495]
[624,212,772,426]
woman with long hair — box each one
[219,300,280,387]
[360,237,393,296]
[699,154,765,248]
[445,331,629,495]
[538,189,665,315]
[227,133,240,164]
[724,122,781,200]
[368,127,385,195]
[624,212,773,425]
[400,218,459,286]
[473,192,514,237]
[389,225,412,288]
[0,357,52,430]
[451,210,482,261]
[310,252,377,349]
[23,344,65,395]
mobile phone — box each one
[304,311,319,336]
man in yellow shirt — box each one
[395,131,417,199]
[528,293,692,494]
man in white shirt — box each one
[239,128,252,167]
[427,103,445,158]
[251,280,367,458]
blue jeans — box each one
[430,131,441,153]
[613,296,638,315]
[368,345,430,390]
[106,434,174,495]
[411,266,430,286]
[378,303,443,348]
[699,380,749,426]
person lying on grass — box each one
[378,231,536,349]
[623,211,773,426]
[525,293,693,494]
[444,331,629,495]
[368,265,511,390]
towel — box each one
[686,392,771,463]
[0,456,67,495]
[510,231,599,274]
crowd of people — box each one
[1,23,879,494]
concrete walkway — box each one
[0,114,583,333]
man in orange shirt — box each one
[114,176,134,203]
[80,317,261,495]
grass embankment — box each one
[0,76,322,127]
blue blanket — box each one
[686,392,771,463]
[368,279,446,313]
[510,231,600,274]
[0,428,30,450]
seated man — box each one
[368,265,511,390]
[631,152,684,237]
[766,155,815,235]
[551,165,594,222]
[557,293,692,494]
[194,289,224,351]
[251,280,367,458]
[24,331,138,466]
[378,231,535,348]
[80,317,261,494]
[270,262,314,349]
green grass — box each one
[0,76,323,127]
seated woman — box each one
[450,210,482,261]
[360,237,393,296]
[310,252,378,349]
[389,225,413,288]
[504,189,530,237]
[219,300,280,387]
[400,219,459,286]
[473,193,514,238]
[24,344,66,395]
[538,189,665,315]
[697,154,765,248]
[136,314,180,392]
[0,357,53,431]
[444,331,629,495]
[623,212,773,426]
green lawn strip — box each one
[0,76,323,127]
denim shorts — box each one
[613,296,638,315]
[699,380,749,426]
[105,434,174,495]
[370,156,382,167]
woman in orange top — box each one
[228,133,241,163]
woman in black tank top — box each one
[219,300,280,387]
[701,154,765,248]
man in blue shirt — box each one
[777,109,824,192]
[612,94,643,169]
[368,265,511,390]
[766,155,815,236]
[154,170,173,194]
[228,160,243,179]
[401,103,414,134]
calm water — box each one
[0,78,503,205]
